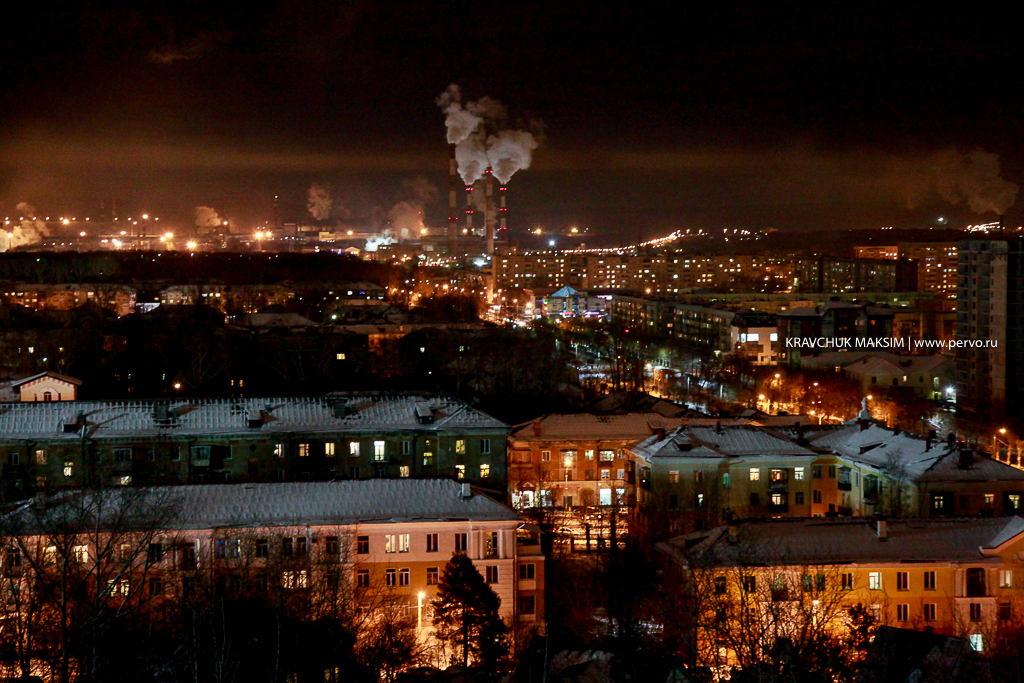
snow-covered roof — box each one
[660,516,1024,567]
[0,394,507,441]
[9,479,521,533]
[632,425,818,461]
[511,413,676,443]
[12,371,82,388]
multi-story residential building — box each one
[793,257,918,294]
[729,311,779,365]
[657,515,1024,667]
[776,301,895,368]
[0,479,545,671]
[609,296,737,351]
[799,351,954,401]
[0,394,509,500]
[855,243,959,302]
[631,418,1024,540]
[955,239,1024,425]
[507,413,669,548]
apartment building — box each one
[854,242,959,302]
[631,420,1024,540]
[793,257,918,294]
[0,394,509,500]
[776,301,895,368]
[658,516,1024,666]
[955,239,1024,424]
[0,479,545,668]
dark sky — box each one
[2,1,1024,240]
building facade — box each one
[0,394,510,501]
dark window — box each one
[357,569,370,587]
[518,595,536,615]
[325,536,339,557]
[427,567,439,585]
[256,539,269,558]
[282,538,293,557]
[455,533,468,553]
[147,543,163,564]
[519,563,535,580]
[714,576,727,594]
[749,493,759,506]
[795,492,805,505]
[295,537,307,556]
[357,536,369,554]
[485,566,498,584]
[426,533,438,552]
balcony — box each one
[837,481,852,492]
[768,503,789,514]
[769,479,789,492]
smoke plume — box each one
[895,149,1018,215]
[455,130,489,185]
[438,84,542,184]
[436,84,482,145]
[388,201,424,240]
[0,202,50,251]
[194,206,222,230]
[307,183,333,221]
[486,130,539,184]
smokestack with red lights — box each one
[485,167,495,255]
[499,185,507,236]
[465,185,474,234]
[448,143,458,254]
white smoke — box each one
[364,234,395,252]
[486,130,539,184]
[194,206,222,231]
[438,84,542,185]
[896,149,1018,215]
[307,183,332,221]
[388,201,424,240]
[0,202,50,251]
[455,130,489,185]
[934,150,1018,215]
[436,84,482,145]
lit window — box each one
[64,461,74,477]
[669,471,679,484]
[373,441,385,461]
[749,468,760,481]
[299,443,309,457]
[1000,570,1013,588]
[349,442,360,457]
[325,442,335,456]
[35,449,46,464]
[869,572,881,590]
[274,443,284,457]
[423,451,434,466]
[399,466,410,478]
[456,464,465,480]
[480,464,490,478]
[969,633,983,652]
[456,439,465,454]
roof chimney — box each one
[795,420,806,445]
[893,423,901,436]
[460,482,472,499]
[656,427,666,442]
[715,420,722,434]
[727,522,739,544]
[532,421,542,436]
[958,448,974,470]
[876,516,888,541]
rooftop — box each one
[659,516,1023,567]
[9,479,521,532]
[0,394,507,441]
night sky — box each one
[2,1,1024,240]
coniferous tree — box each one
[431,553,508,673]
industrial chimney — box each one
[485,167,496,256]
[499,185,507,235]
[448,143,458,255]
[465,185,475,234]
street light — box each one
[417,591,426,633]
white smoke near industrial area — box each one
[487,130,540,184]
[436,84,482,145]
[194,206,222,231]
[877,149,1017,216]
[931,150,1018,215]
[307,183,333,221]
[0,202,50,251]
[438,84,541,185]
[455,130,489,185]
[383,177,439,241]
